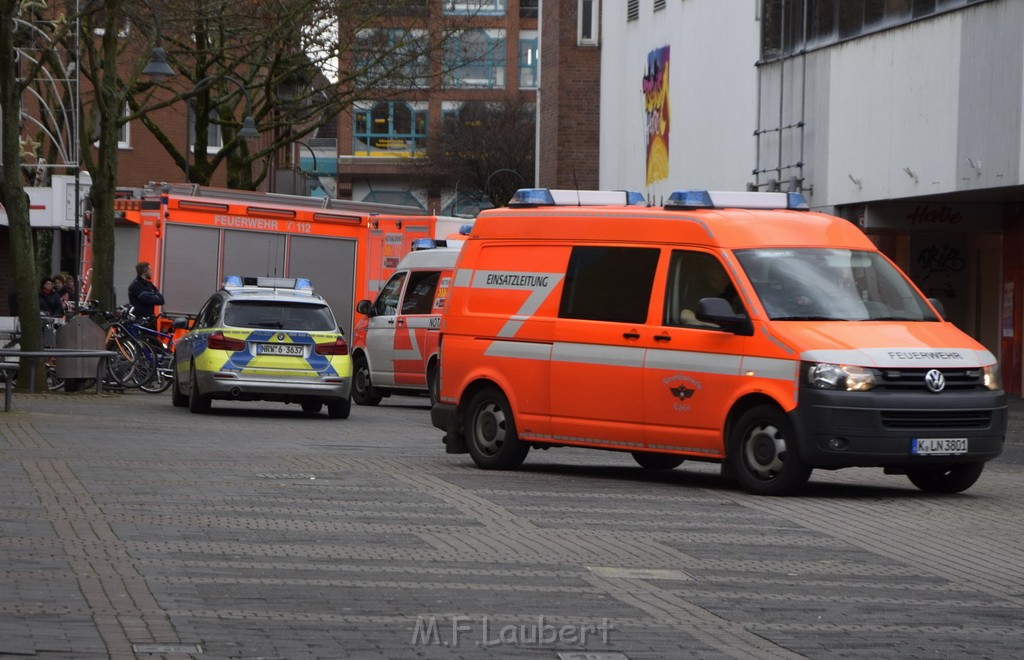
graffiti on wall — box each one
[643,46,670,186]
[916,242,965,298]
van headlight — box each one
[983,364,1001,391]
[805,362,876,391]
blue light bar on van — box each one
[411,238,437,251]
[664,190,810,211]
[458,223,473,235]
[508,188,646,208]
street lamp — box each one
[184,75,259,182]
[484,168,526,207]
[294,140,331,197]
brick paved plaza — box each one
[2,391,1024,659]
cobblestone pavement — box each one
[2,391,1024,659]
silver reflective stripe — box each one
[760,325,796,354]
[484,340,553,360]
[403,317,438,329]
[646,348,744,375]
[740,356,798,381]
[469,270,564,338]
[801,347,987,368]
[454,268,474,287]
[552,342,645,368]
[521,432,721,456]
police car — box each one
[171,276,353,417]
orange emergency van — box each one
[431,188,1007,496]
[352,243,460,406]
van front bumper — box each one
[790,389,1006,468]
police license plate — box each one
[258,343,304,356]
[911,438,968,455]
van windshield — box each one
[734,248,939,321]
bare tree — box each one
[418,95,536,210]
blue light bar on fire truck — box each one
[664,190,809,211]
[508,188,647,208]
[221,275,315,294]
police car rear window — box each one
[224,300,337,331]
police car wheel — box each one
[171,362,188,407]
[352,354,382,406]
[187,364,211,414]
[631,452,684,470]
[730,404,811,496]
[327,398,351,419]
[906,462,984,494]
[464,387,529,470]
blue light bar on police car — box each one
[508,188,645,208]
[222,275,314,294]
[664,190,809,211]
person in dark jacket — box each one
[38,277,64,318]
[127,262,165,321]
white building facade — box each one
[600,0,1024,394]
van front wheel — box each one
[906,462,984,494]
[465,387,529,470]
[729,404,811,495]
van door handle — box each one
[654,334,671,342]
[396,318,406,326]
[623,332,640,339]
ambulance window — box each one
[373,272,407,316]
[402,270,440,315]
[664,251,741,328]
[559,246,659,323]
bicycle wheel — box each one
[139,340,173,394]
[106,334,153,388]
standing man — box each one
[128,262,165,322]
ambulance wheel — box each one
[427,363,440,407]
[631,452,684,470]
[302,402,323,414]
[327,397,351,419]
[729,404,811,495]
[906,462,984,494]
[352,354,382,406]
[188,364,211,414]
[171,362,188,407]
[465,387,529,470]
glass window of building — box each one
[352,100,428,158]
[354,28,429,88]
[444,0,505,15]
[519,32,538,89]
[443,29,507,89]
[580,0,599,44]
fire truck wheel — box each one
[352,354,382,406]
[906,462,984,494]
[465,387,529,470]
[188,364,211,414]
[631,452,684,470]
[171,363,188,408]
[327,397,351,419]
[729,404,811,496]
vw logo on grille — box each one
[924,369,946,393]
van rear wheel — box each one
[631,452,684,470]
[464,387,529,470]
[729,404,811,495]
[906,462,984,494]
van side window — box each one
[559,246,659,323]
[373,272,407,316]
[664,251,740,327]
[402,271,440,315]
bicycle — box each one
[0,315,66,392]
[79,303,156,389]
[120,306,176,394]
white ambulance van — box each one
[431,189,1007,495]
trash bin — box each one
[56,316,106,386]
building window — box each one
[761,0,988,61]
[580,0,599,44]
[654,0,667,10]
[520,0,539,18]
[118,104,130,149]
[519,32,538,89]
[627,0,639,22]
[354,28,429,88]
[188,103,223,154]
[352,100,428,158]
[443,29,506,88]
[444,0,505,15]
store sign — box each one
[864,202,1001,231]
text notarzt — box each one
[411,616,613,648]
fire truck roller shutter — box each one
[222,231,287,287]
[288,236,357,334]
[161,225,221,316]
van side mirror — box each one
[927,297,947,320]
[356,299,375,317]
[697,297,753,336]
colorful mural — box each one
[643,46,670,186]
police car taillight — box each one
[208,331,246,351]
[315,338,349,356]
